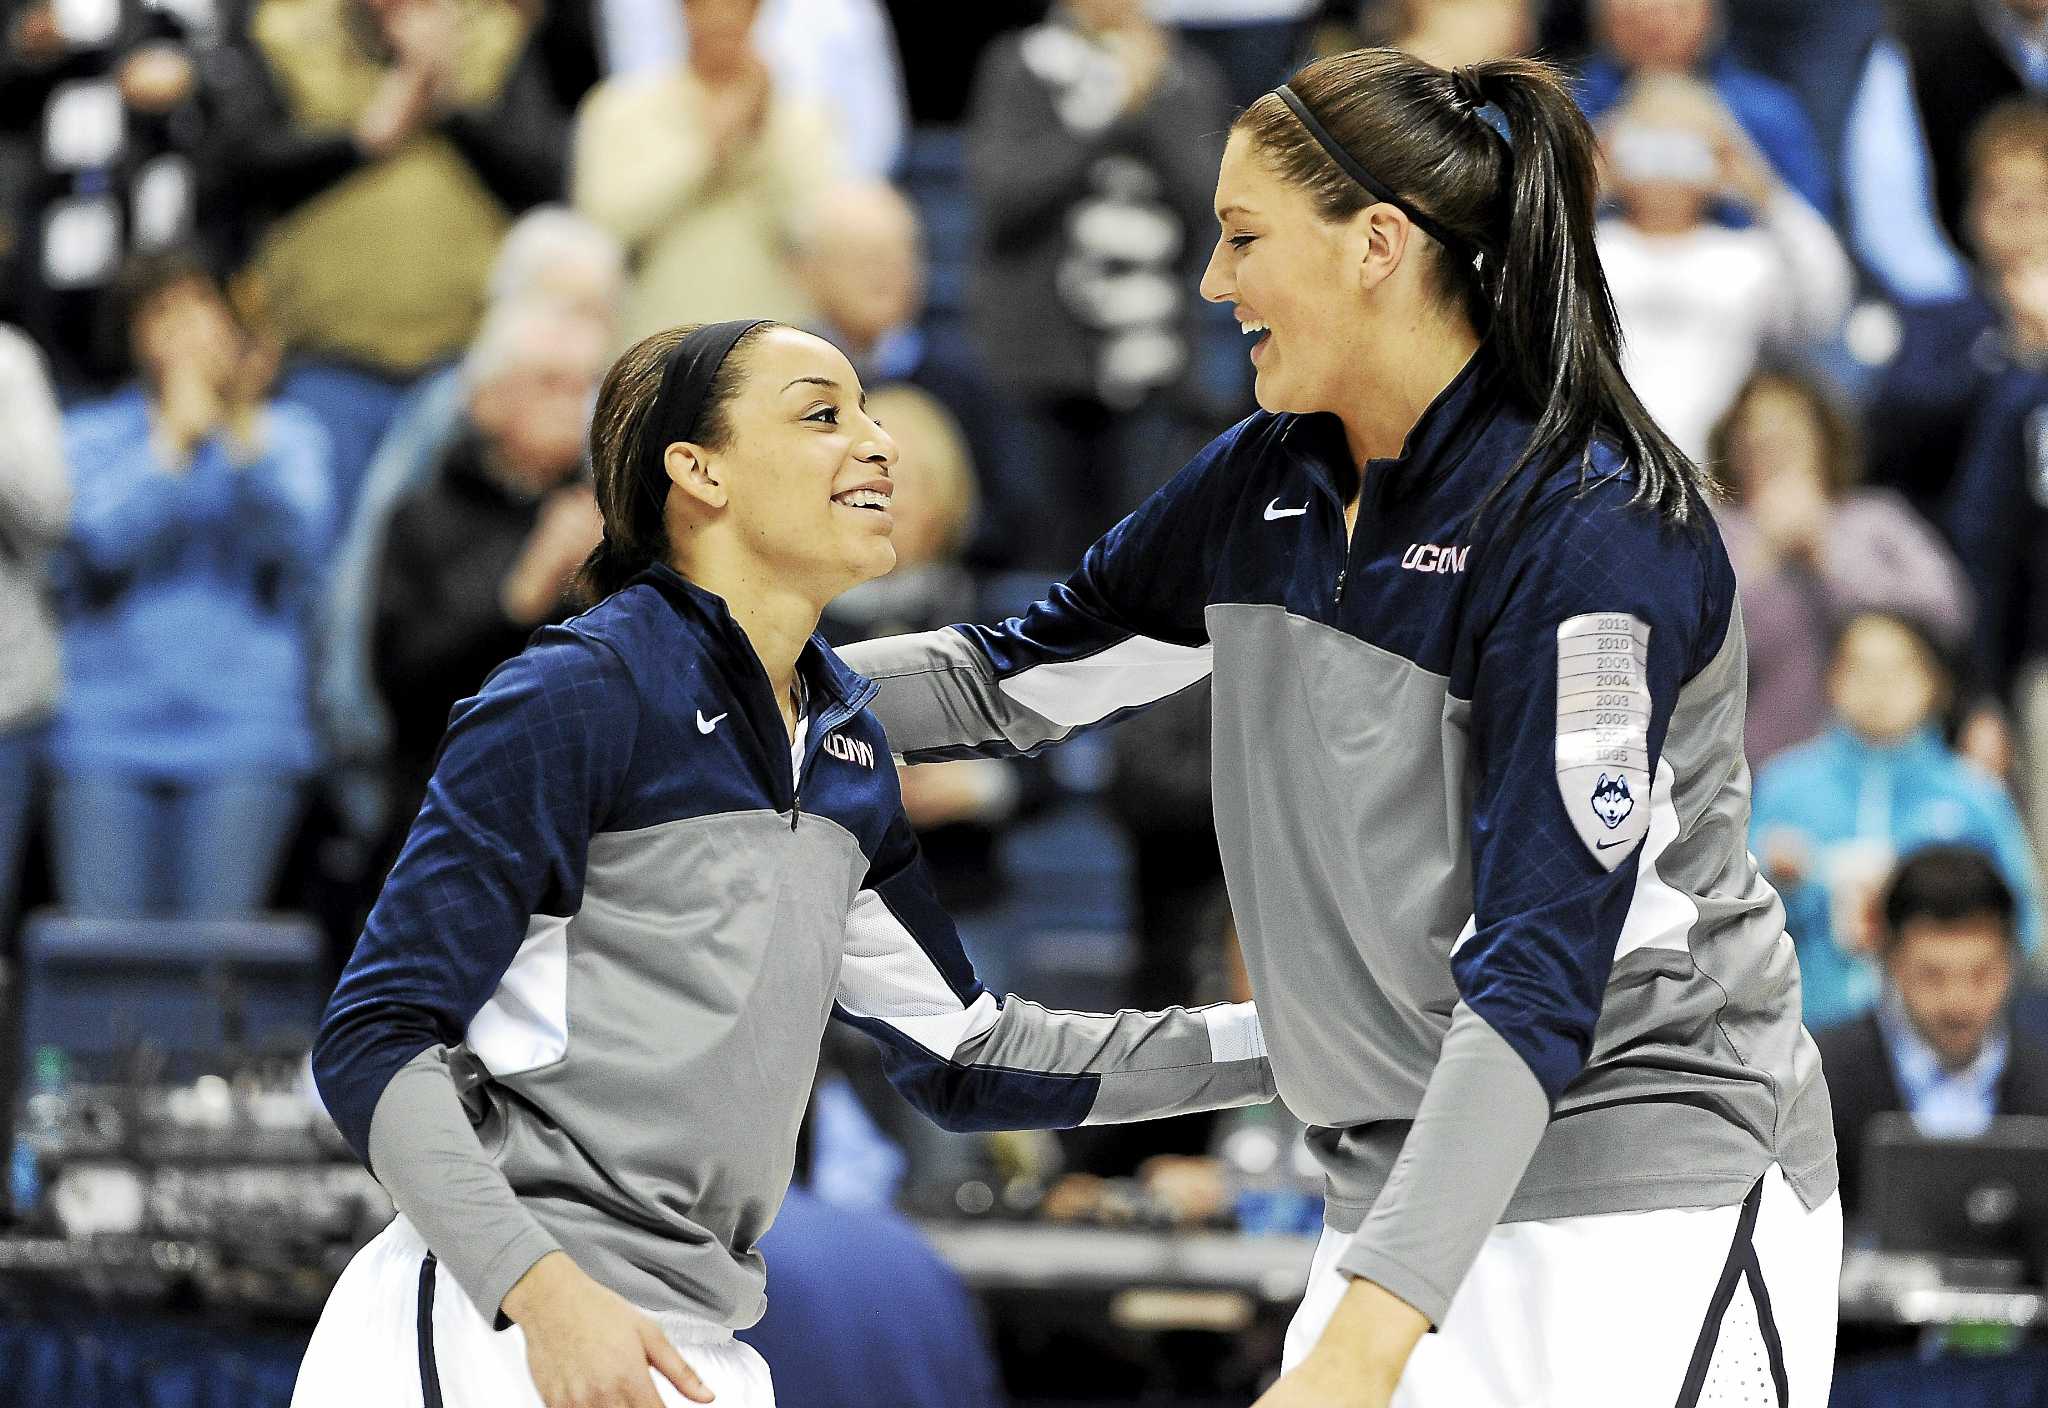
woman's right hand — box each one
[502,1252,714,1408]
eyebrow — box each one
[783,376,867,409]
[1217,203,1256,223]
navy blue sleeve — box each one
[1451,478,1725,1102]
[313,629,640,1165]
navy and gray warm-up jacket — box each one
[312,563,1274,1328]
[842,347,1838,1323]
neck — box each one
[674,542,821,714]
[1330,312,1482,469]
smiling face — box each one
[668,327,898,604]
[1200,129,1384,417]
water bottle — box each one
[8,1046,71,1221]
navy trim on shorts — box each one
[417,1253,445,1408]
[1673,1175,1790,1407]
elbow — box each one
[903,1064,1097,1133]
[898,1071,992,1133]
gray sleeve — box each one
[840,627,1078,761]
[1333,1004,1549,1326]
[965,997,1276,1125]
[842,624,1214,764]
[367,1048,562,1321]
[838,881,1271,1129]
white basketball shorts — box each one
[292,1216,776,1408]
[1283,1164,1842,1407]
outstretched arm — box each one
[841,417,1256,760]
[833,809,1273,1130]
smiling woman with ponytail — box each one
[846,47,1842,1408]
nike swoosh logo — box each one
[1264,497,1309,521]
[696,710,727,735]
[1595,837,1631,850]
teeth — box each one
[835,488,890,510]
[1240,321,1269,336]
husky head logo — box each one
[1590,773,1634,830]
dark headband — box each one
[1273,84,1474,257]
[638,318,770,503]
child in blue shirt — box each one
[1753,609,2042,1028]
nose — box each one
[856,413,897,470]
[1199,237,1234,305]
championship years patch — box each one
[1555,613,1652,870]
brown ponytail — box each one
[1235,50,1706,526]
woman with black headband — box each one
[843,51,1842,1408]
[294,320,1277,1408]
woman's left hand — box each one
[1251,1279,1426,1408]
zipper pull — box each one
[1334,568,1347,604]
[791,793,800,831]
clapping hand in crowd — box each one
[499,484,604,626]
[1706,95,1781,213]
[142,282,279,465]
[356,0,461,157]
[1750,463,1829,568]
[686,0,771,166]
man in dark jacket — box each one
[962,0,1229,565]
[370,298,606,832]
[1816,844,2048,1225]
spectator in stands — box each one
[317,207,623,811]
[964,0,1230,566]
[369,297,609,831]
[1845,0,2048,304]
[612,0,908,179]
[1815,845,2048,1223]
[1753,611,2043,1030]
[204,0,569,523]
[1863,100,2048,517]
[1596,73,1853,459]
[49,252,331,919]
[1577,0,1832,217]
[574,0,839,342]
[1942,319,2048,854]
[0,324,67,937]
[592,0,905,178]
[798,180,1030,568]
[0,0,208,391]
[1709,367,1973,768]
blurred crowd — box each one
[4,0,2048,1311]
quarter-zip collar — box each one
[635,563,881,826]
